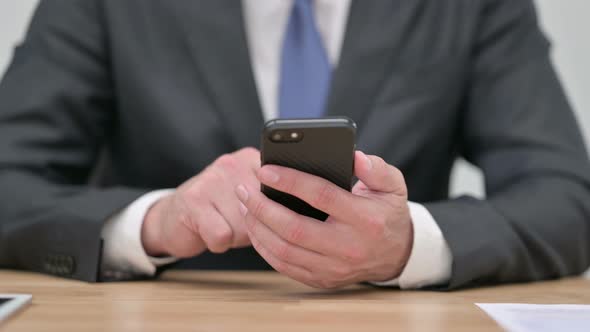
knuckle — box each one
[233,232,250,247]
[244,213,257,230]
[274,242,291,261]
[172,241,204,259]
[374,156,387,169]
[364,214,387,235]
[304,280,322,289]
[330,264,352,279]
[387,165,401,182]
[183,183,205,202]
[280,174,297,195]
[313,182,338,208]
[252,200,268,220]
[170,249,191,259]
[215,154,237,169]
[217,227,234,243]
[286,223,305,243]
[209,246,230,254]
[273,260,288,275]
[201,168,225,186]
[237,147,259,158]
[208,246,227,254]
[342,246,368,264]
[251,236,263,251]
[316,279,339,290]
[179,213,198,234]
[389,166,408,195]
[210,227,233,252]
[390,165,403,179]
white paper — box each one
[476,303,590,332]
[0,294,32,322]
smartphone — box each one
[260,117,356,221]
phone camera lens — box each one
[270,130,302,143]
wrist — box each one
[398,211,414,274]
[141,195,169,257]
[373,206,414,282]
[392,205,415,278]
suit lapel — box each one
[183,0,404,148]
[183,0,264,149]
[326,0,403,132]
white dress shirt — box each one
[101,0,453,289]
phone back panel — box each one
[261,118,356,221]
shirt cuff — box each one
[100,189,178,279]
[370,202,453,289]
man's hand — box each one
[235,151,414,289]
[141,148,260,258]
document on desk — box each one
[476,303,590,332]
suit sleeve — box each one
[0,1,146,281]
[424,0,590,289]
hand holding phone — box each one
[260,117,356,220]
[236,117,413,289]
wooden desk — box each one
[1,270,589,331]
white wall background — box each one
[0,1,38,72]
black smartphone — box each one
[260,117,356,221]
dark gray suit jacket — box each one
[1,0,589,289]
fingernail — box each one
[236,185,249,202]
[239,202,248,217]
[360,151,372,170]
[259,166,280,183]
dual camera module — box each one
[270,130,304,143]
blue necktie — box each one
[279,0,332,119]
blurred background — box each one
[1,0,589,265]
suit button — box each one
[44,254,75,276]
[65,256,76,275]
[44,254,56,273]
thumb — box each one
[354,151,407,196]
